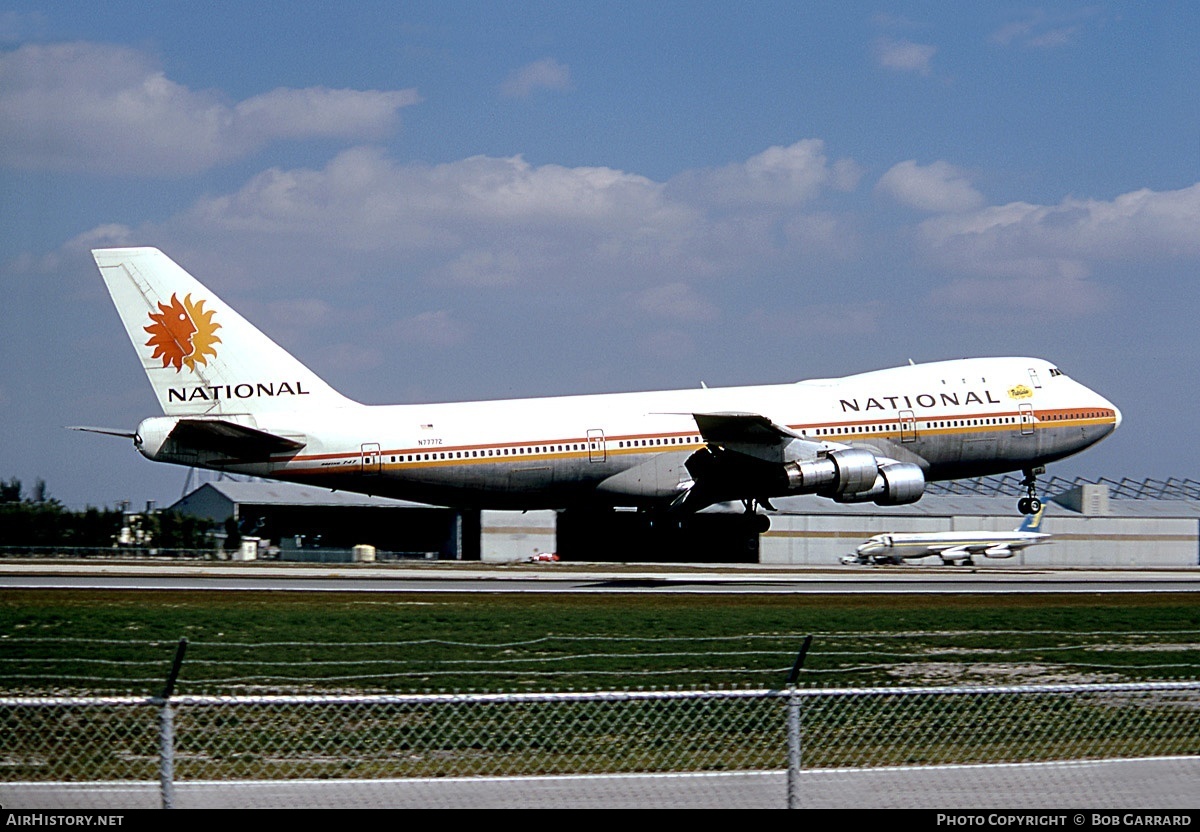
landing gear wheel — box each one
[1018,467,1044,516]
[1017,496,1042,515]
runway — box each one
[0,560,1197,594]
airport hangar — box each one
[168,475,1199,568]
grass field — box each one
[1,589,1198,694]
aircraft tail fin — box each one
[1016,506,1045,533]
[92,247,358,417]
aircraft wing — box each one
[931,545,974,560]
[927,543,1006,556]
[692,411,827,463]
[674,412,832,511]
[692,412,802,445]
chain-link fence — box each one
[2,682,1198,809]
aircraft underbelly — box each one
[916,424,1099,480]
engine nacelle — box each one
[983,546,1015,559]
[135,416,178,460]
[833,461,926,506]
[781,448,879,497]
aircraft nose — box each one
[1098,394,1122,432]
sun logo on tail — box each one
[144,293,221,372]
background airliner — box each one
[77,248,1121,527]
[844,509,1050,566]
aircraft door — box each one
[587,429,606,463]
[361,443,381,474]
[899,410,917,443]
[1018,404,1035,436]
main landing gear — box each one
[1017,466,1045,515]
[741,498,773,534]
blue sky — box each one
[1,2,1197,510]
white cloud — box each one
[59,136,884,309]
[75,139,865,302]
[669,139,855,206]
[990,10,1100,49]
[916,182,1200,279]
[0,42,420,175]
[873,37,935,76]
[876,160,985,213]
[63,135,1200,337]
[189,147,686,247]
[501,57,572,98]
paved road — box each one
[0,561,1197,594]
[6,757,1198,809]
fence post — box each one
[158,638,188,810]
[159,700,175,810]
[786,689,801,809]
[784,636,812,810]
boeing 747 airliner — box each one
[76,248,1121,526]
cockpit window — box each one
[1049,368,1064,378]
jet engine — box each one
[780,449,924,506]
[832,461,926,506]
[683,445,926,510]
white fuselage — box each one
[854,530,1051,563]
[141,356,1121,510]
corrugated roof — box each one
[928,474,1200,501]
[170,481,439,510]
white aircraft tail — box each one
[93,247,357,417]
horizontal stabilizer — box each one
[170,419,306,459]
[68,426,138,439]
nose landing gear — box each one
[1017,466,1044,515]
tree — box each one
[0,478,21,503]
[156,511,215,549]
